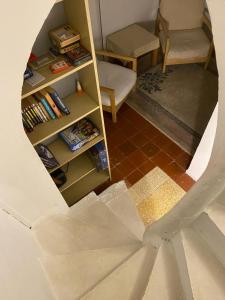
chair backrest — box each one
[160,0,205,30]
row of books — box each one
[22,87,70,132]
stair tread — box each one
[81,246,156,300]
[143,241,184,300]
[99,182,145,241]
[33,200,139,256]
[181,227,225,300]
[207,203,225,234]
[41,245,140,300]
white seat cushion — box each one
[97,61,137,107]
[159,28,210,60]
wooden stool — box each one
[106,23,160,67]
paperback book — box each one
[65,45,92,66]
[59,119,100,152]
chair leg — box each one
[162,61,167,73]
[151,48,159,66]
[112,110,117,123]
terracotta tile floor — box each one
[95,103,196,194]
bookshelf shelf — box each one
[59,152,95,192]
[22,59,93,99]
[62,170,109,206]
[22,0,111,207]
[48,135,104,174]
[27,93,99,146]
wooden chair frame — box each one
[96,50,137,122]
[156,11,214,73]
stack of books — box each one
[22,87,70,132]
[49,24,80,55]
[59,119,100,152]
[65,45,92,66]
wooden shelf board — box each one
[62,170,110,207]
[27,93,99,146]
[48,135,104,174]
[59,152,96,193]
[22,59,93,99]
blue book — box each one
[59,119,99,152]
[47,87,70,115]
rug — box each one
[127,64,218,154]
[129,167,186,226]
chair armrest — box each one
[100,86,115,96]
[158,12,169,38]
[96,50,137,72]
[100,86,116,108]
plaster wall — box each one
[0,0,68,227]
[88,0,159,48]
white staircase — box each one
[32,182,225,299]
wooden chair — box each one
[96,50,137,123]
[156,0,214,73]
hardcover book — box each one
[59,119,100,152]
[65,45,92,66]
[49,24,80,48]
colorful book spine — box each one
[39,89,63,118]
[47,87,70,115]
[38,102,51,121]
[39,97,57,120]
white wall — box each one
[187,104,218,181]
[0,0,68,227]
[89,0,159,48]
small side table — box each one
[106,23,160,67]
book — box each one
[28,52,56,70]
[59,118,100,152]
[47,87,70,115]
[24,66,33,80]
[49,24,80,48]
[39,89,63,118]
[50,42,80,55]
[25,70,45,87]
[65,45,92,66]
[38,102,51,121]
[35,144,59,170]
[49,59,70,74]
[35,93,57,120]
[89,142,108,171]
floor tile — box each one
[175,151,193,170]
[141,142,160,158]
[162,162,185,180]
[139,160,156,175]
[163,142,184,158]
[125,169,143,186]
[142,123,161,140]
[128,149,148,166]
[151,151,173,169]
[175,174,196,192]
[119,140,137,156]
[109,147,125,168]
[116,158,136,178]
[130,133,149,148]
[111,167,124,183]
[152,133,172,148]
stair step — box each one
[99,182,145,241]
[81,245,157,300]
[33,201,139,256]
[69,192,98,216]
[41,245,140,300]
[193,203,225,268]
[181,227,225,300]
[143,241,184,300]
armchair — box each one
[157,0,214,73]
[96,50,137,123]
